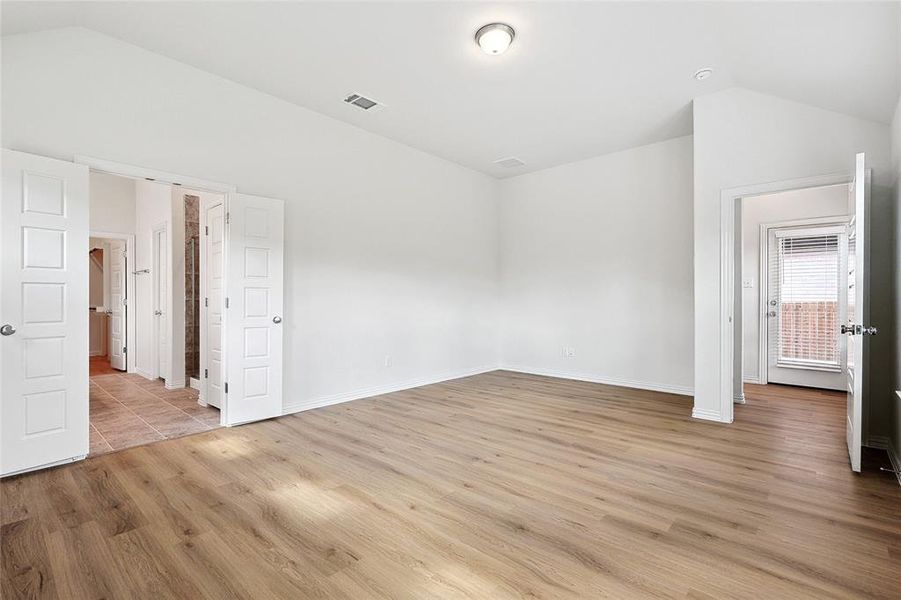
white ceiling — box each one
[2,2,899,178]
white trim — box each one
[757,216,850,386]
[189,377,200,391]
[692,408,730,423]
[75,155,236,193]
[717,172,852,425]
[89,230,137,373]
[500,365,694,396]
[282,366,499,416]
[743,377,762,385]
[165,379,185,390]
[733,393,746,404]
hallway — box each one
[89,362,220,456]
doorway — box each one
[762,221,849,391]
[2,150,286,476]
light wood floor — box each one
[2,371,900,599]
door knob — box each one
[841,324,858,335]
[0,324,16,336]
[768,299,777,307]
[767,311,776,317]
[272,315,282,324]
[862,326,878,335]
[154,310,163,316]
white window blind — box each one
[772,232,841,369]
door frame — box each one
[89,231,136,373]
[75,156,236,427]
[757,216,850,388]
[151,222,169,382]
[716,171,852,424]
[199,195,225,407]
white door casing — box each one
[1,149,90,476]
[225,193,284,425]
[203,201,225,409]
[153,225,169,381]
[108,239,127,370]
[845,153,871,473]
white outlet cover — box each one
[742,278,755,289]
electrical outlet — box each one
[384,355,392,367]
[562,347,575,358]
[742,277,755,289]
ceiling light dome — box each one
[476,23,515,55]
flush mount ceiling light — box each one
[694,67,714,81]
[476,23,515,55]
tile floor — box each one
[88,357,220,456]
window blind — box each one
[772,233,841,369]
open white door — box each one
[107,239,127,370]
[203,201,225,409]
[225,193,284,425]
[844,152,875,473]
[1,149,90,476]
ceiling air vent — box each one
[344,93,385,112]
[493,157,525,169]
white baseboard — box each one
[136,369,155,380]
[691,407,731,423]
[499,364,694,396]
[89,350,104,357]
[189,377,200,391]
[282,365,498,416]
[742,377,761,385]
[734,393,746,404]
[165,378,186,390]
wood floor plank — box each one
[2,372,901,599]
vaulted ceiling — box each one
[3,1,899,178]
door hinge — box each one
[204,368,208,379]
[224,382,228,394]
[225,297,229,309]
[225,212,230,225]
[204,297,208,307]
[123,298,128,306]
[205,225,209,236]
[123,346,127,354]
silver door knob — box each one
[841,324,858,335]
[767,311,776,317]
[272,315,282,324]
[862,326,878,335]
[0,324,16,336]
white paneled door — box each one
[225,193,284,425]
[845,153,873,473]
[204,201,225,409]
[1,149,90,476]
[108,239,127,370]
[153,226,168,381]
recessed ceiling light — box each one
[694,67,714,81]
[476,23,515,55]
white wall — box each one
[1,27,499,410]
[498,136,694,394]
[89,171,136,235]
[134,179,172,379]
[694,87,893,427]
[741,185,850,383]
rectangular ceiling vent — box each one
[493,157,526,169]
[344,93,385,112]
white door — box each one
[153,226,169,381]
[225,193,284,425]
[108,239,127,370]
[766,224,848,391]
[1,149,90,476]
[845,153,873,473]
[204,202,225,409]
